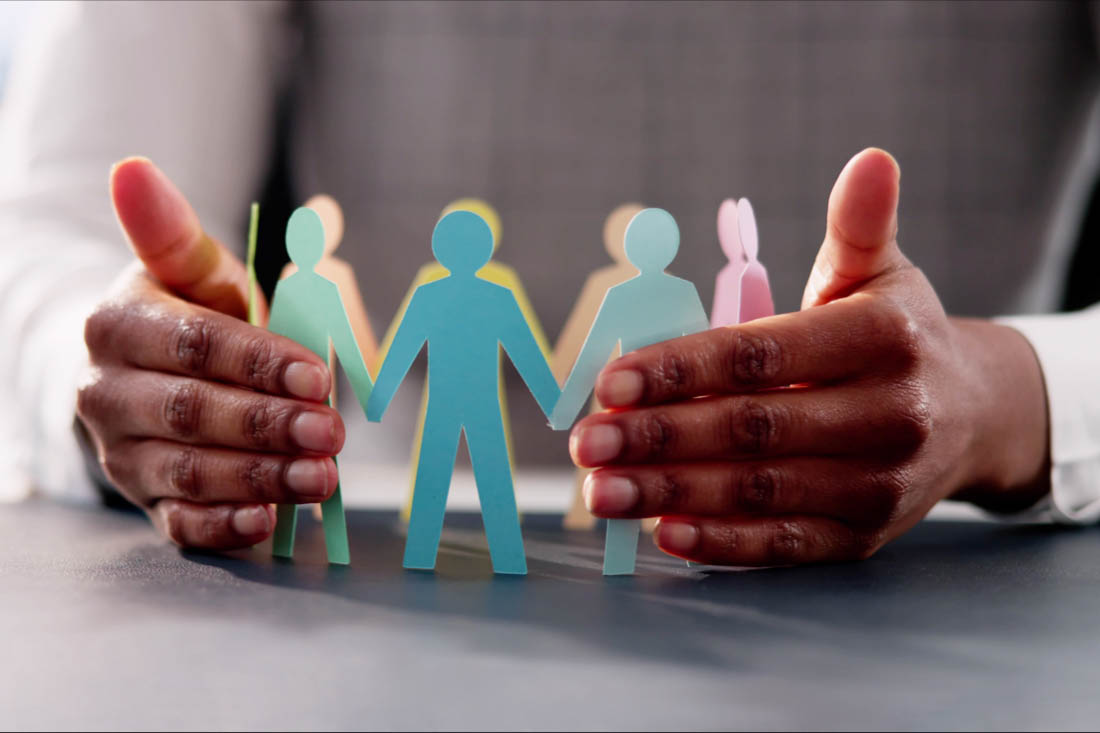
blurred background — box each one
[0,1,1097,509]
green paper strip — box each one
[246,202,260,326]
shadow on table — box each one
[176,510,1100,668]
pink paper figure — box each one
[710,198,745,328]
[736,198,774,322]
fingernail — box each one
[231,505,271,536]
[284,362,328,401]
[584,473,638,513]
[285,458,331,498]
[570,424,623,466]
[598,369,644,407]
[657,520,699,554]
[291,411,337,453]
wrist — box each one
[949,318,1051,512]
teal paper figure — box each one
[268,207,374,565]
[550,208,709,575]
[366,211,560,575]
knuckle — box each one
[164,381,205,438]
[648,471,686,513]
[168,446,203,500]
[651,349,693,395]
[728,398,782,455]
[100,450,128,488]
[632,412,678,461]
[867,467,910,524]
[892,383,934,448]
[738,466,780,512]
[83,304,122,355]
[75,372,106,422]
[767,520,807,564]
[851,531,883,561]
[241,336,283,391]
[241,399,289,450]
[875,300,924,367]
[196,510,225,546]
[730,330,783,387]
[173,317,214,374]
[237,455,277,500]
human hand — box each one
[76,158,343,551]
[570,149,1050,566]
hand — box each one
[76,158,343,551]
[570,149,1051,566]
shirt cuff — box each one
[997,307,1100,524]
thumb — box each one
[801,148,907,309]
[111,157,252,319]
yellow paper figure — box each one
[281,194,379,523]
[378,198,551,521]
[553,204,659,530]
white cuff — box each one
[997,307,1100,524]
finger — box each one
[109,439,337,506]
[802,147,907,309]
[88,369,344,455]
[570,386,916,466]
[593,295,919,408]
[84,276,330,400]
[111,157,257,318]
[151,500,275,550]
[584,459,901,525]
[654,515,872,567]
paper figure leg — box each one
[604,518,641,575]
[404,414,462,570]
[272,504,298,558]
[320,458,350,565]
[399,379,430,523]
[403,358,519,524]
[466,413,527,575]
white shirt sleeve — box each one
[998,304,1100,524]
[0,1,287,502]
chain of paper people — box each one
[250,196,772,575]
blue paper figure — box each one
[268,207,374,565]
[366,211,560,575]
[550,208,709,575]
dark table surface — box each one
[2,500,1100,731]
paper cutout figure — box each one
[553,203,644,530]
[376,198,550,523]
[734,198,774,322]
[246,202,261,327]
[281,194,379,369]
[550,208,709,575]
[268,207,374,565]
[710,199,744,328]
[367,211,560,575]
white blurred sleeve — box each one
[0,1,287,502]
[998,304,1100,524]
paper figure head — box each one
[603,202,646,263]
[432,210,493,275]
[304,194,345,255]
[738,198,758,261]
[624,208,679,273]
[717,198,744,262]
[442,197,501,254]
[286,206,325,271]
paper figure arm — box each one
[337,268,379,369]
[506,274,552,358]
[499,292,560,419]
[375,262,436,374]
[327,286,374,414]
[366,293,428,422]
[549,292,619,430]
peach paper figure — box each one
[735,198,775,322]
[377,198,550,522]
[553,203,644,530]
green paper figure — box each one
[268,207,374,564]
